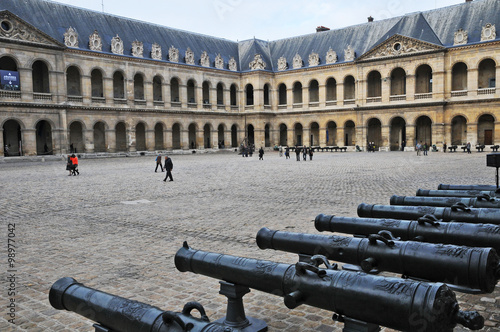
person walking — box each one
[155,154,163,172]
[66,155,73,176]
[423,142,428,156]
[416,142,422,156]
[467,142,471,154]
[302,146,307,161]
[163,155,173,182]
[443,142,447,153]
[309,147,314,161]
[70,154,79,175]
[295,146,300,161]
[258,147,264,160]
[279,145,283,157]
[285,146,290,159]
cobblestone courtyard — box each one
[1,150,499,332]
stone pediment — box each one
[0,10,64,48]
[358,34,444,61]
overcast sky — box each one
[52,0,465,41]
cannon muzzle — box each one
[49,277,228,332]
[175,242,484,331]
[438,184,498,191]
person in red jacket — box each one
[70,154,79,175]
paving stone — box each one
[0,151,498,331]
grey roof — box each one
[1,0,499,73]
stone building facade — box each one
[0,0,499,156]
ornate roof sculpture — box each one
[228,57,237,71]
[185,47,194,65]
[151,43,162,60]
[308,52,319,67]
[481,23,496,41]
[249,54,266,70]
[325,48,337,64]
[292,54,303,69]
[168,46,179,63]
[344,45,355,61]
[88,30,102,51]
[454,29,468,46]
[357,35,444,61]
[131,40,143,58]
[215,54,224,69]
[111,34,123,55]
[200,51,210,67]
[277,56,288,71]
[64,27,78,47]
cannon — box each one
[358,203,500,225]
[314,214,500,253]
[256,227,500,293]
[49,277,267,332]
[417,188,499,199]
[390,194,500,209]
[175,242,483,332]
[438,184,497,191]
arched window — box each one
[390,68,406,96]
[344,76,355,102]
[278,83,287,105]
[113,71,125,99]
[293,82,302,104]
[32,60,50,93]
[478,59,496,91]
[452,62,468,92]
[153,76,162,101]
[170,78,180,104]
[134,73,144,100]
[217,83,224,106]
[326,78,337,103]
[230,84,238,107]
[91,69,104,98]
[66,66,81,96]
[246,84,254,106]
[415,65,433,94]
[309,80,319,104]
[367,71,381,99]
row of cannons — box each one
[49,182,500,332]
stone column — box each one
[270,88,278,111]
[337,82,344,104]
[210,87,217,110]
[180,84,188,108]
[146,129,155,151]
[382,77,390,103]
[302,86,309,110]
[319,126,327,146]
[433,122,446,147]
[163,81,171,108]
[223,88,231,111]
[406,125,415,149]
[469,68,478,96]
[165,128,172,150]
[318,83,326,108]
[287,87,293,109]
[106,129,115,153]
[22,128,36,156]
[467,122,478,145]
[337,127,345,146]
[181,129,189,150]
[433,70,446,100]
[254,87,263,110]
[406,74,415,101]
[357,125,366,150]
[0,128,4,156]
[358,78,367,106]
[196,86,203,109]
[224,129,232,149]
[443,124,452,148]
[381,125,390,149]
[126,78,134,103]
[144,81,153,107]
[58,109,68,154]
[127,128,136,152]
[104,77,114,106]
[84,128,94,153]
[496,65,500,96]
[287,129,294,147]
[495,121,500,145]
[82,74,92,105]
[19,67,33,102]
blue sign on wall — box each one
[0,70,20,90]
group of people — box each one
[294,146,314,161]
[367,142,377,152]
[66,154,79,175]
[155,154,174,181]
[416,142,429,156]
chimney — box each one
[316,26,330,33]
[465,0,473,2]
[368,16,374,22]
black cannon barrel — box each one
[391,195,500,209]
[358,203,500,225]
[438,184,497,191]
[175,242,484,332]
[314,214,500,253]
[49,277,221,332]
[417,189,498,198]
[256,227,499,293]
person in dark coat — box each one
[309,148,314,161]
[295,146,301,161]
[163,155,174,182]
[258,147,264,160]
[66,155,73,176]
[155,154,164,172]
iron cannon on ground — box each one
[417,188,499,199]
[175,242,484,332]
[256,227,500,293]
[390,194,500,209]
[314,214,500,253]
[358,203,500,225]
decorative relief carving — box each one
[308,52,320,67]
[375,280,415,296]
[454,29,468,45]
[344,45,355,61]
[362,36,441,60]
[325,48,337,64]
[228,57,237,71]
[200,51,210,67]
[89,30,102,51]
[185,47,195,65]
[481,23,496,41]
[249,54,266,70]
[169,46,179,63]
[215,54,224,69]
[330,236,352,247]
[64,27,78,48]
[292,53,303,69]
[0,14,55,46]
[131,40,143,58]
[151,43,162,60]
[277,56,288,71]
[111,34,123,55]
